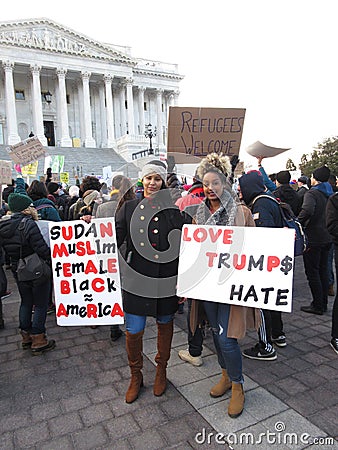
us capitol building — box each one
[0,18,184,171]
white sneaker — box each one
[178,349,203,366]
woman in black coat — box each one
[0,192,55,355]
[115,161,184,403]
[326,192,338,354]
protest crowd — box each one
[0,149,337,428]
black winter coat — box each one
[326,192,338,245]
[0,213,51,271]
[115,190,184,317]
[273,185,301,216]
[298,185,332,246]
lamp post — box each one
[44,68,52,104]
[44,90,52,104]
[145,123,156,155]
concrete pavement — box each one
[0,257,337,449]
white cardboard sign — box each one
[246,141,291,158]
[49,218,124,326]
[177,225,295,312]
[7,136,47,166]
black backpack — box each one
[252,194,307,256]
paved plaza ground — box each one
[0,258,337,449]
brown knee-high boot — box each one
[125,330,144,403]
[153,321,174,396]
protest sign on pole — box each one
[102,165,112,183]
[7,136,47,166]
[167,107,246,164]
[60,172,69,185]
[177,225,295,313]
[21,161,38,177]
[49,218,124,326]
[0,160,13,185]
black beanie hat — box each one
[313,165,330,182]
[276,170,291,184]
[8,193,33,212]
[47,182,60,194]
[298,175,308,184]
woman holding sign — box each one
[191,153,260,418]
[115,160,184,403]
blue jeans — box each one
[203,301,243,384]
[15,273,51,335]
[125,312,175,334]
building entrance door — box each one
[43,121,55,146]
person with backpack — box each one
[68,176,102,220]
[14,177,61,222]
[46,182,68,220]
[238,170,286,360]
[0,191,55,354]
[273,170,301,216]
[298,165,333,315]
[14,171,61,314]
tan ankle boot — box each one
[153,321,173,396]
[125,330,144,403]
[210,369,232,397]
[228,383,245,418]
[20,330,32,349]
[31,334,55,355]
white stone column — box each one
[138,86,145,135]
[30,64,47,146]
[81,71,96,147]
[125,77,134,135]
[77,80,85,145]
[112,88,120,138]
[3,61,20,145]
[57,68,72,147]
[119,84,126,136]
[168,92,175,108]
[98,82,106,147]
[174,90,180,106]
[156,89,164,146]
[166,92,175,129]
[104,74,115,146]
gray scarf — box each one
[195,189,238,226]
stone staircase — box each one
[0,145,142,185]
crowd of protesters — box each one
[0,154,337,420]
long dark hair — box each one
[27,180,48,201]
[116,177,136,212]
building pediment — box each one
[0,18,136,66]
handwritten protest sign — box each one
[0,160,12,184]
[177,225,295,313]
[21,161,38,176]
[167,107,246,164]
[7,136,47,166]
[44,155,65,174]
[60,172,69,184]
[49,218,124,326]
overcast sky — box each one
[2,0,338,173]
